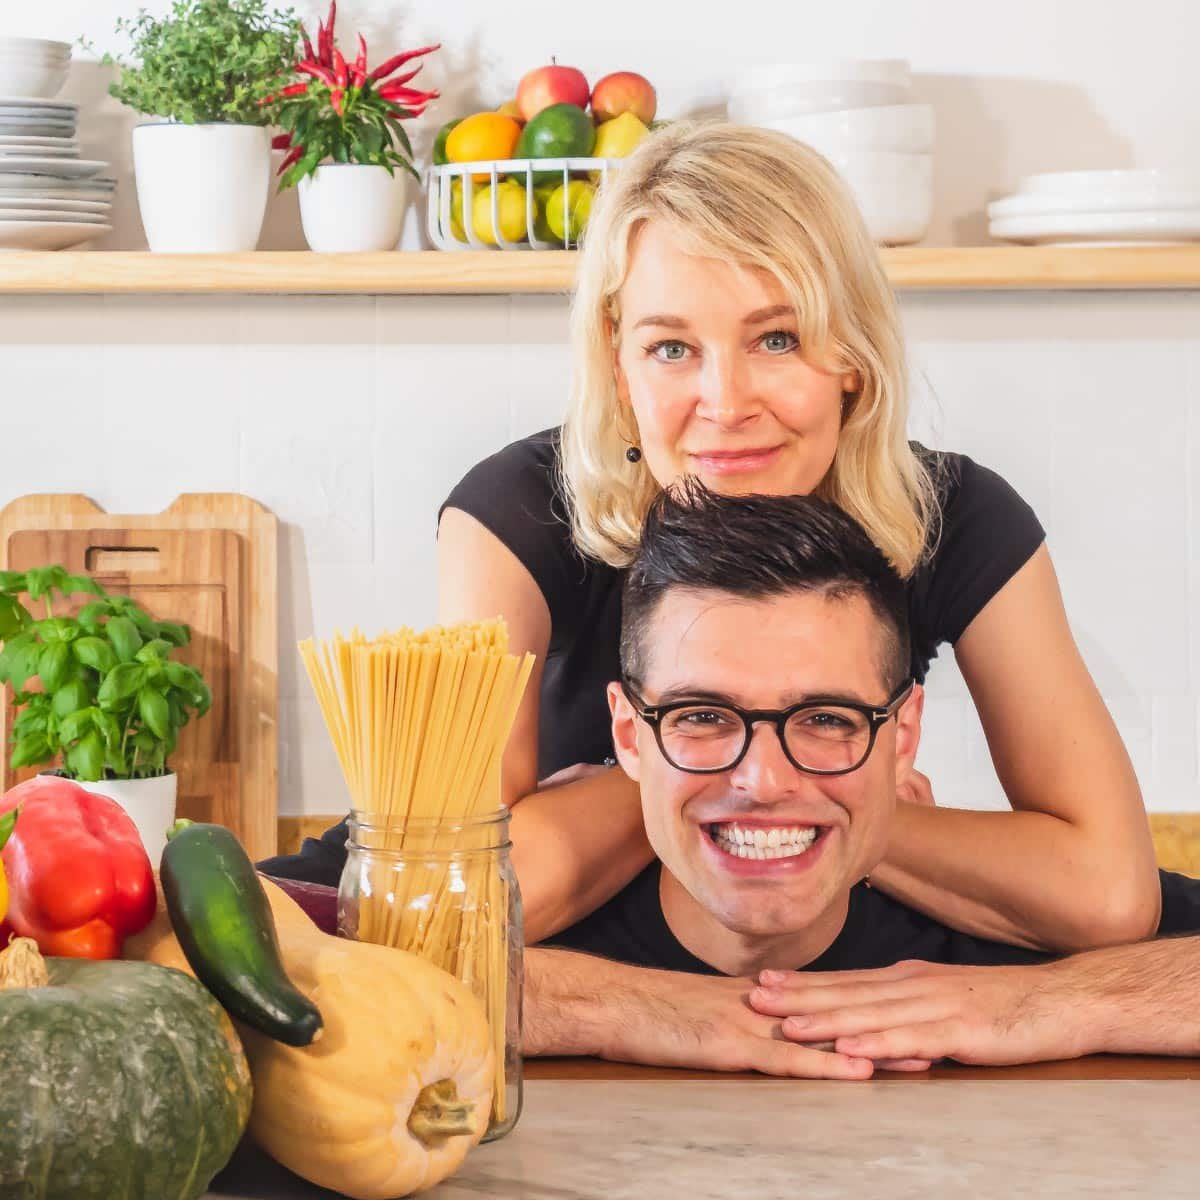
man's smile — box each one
[699,820,836,875]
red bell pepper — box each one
[0,775,156,960]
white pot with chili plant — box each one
[103,0,303,253]
[270,2,440,252]
[0,567,212,866]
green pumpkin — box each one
[0,943,252,1200]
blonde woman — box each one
[269,121,1160,961]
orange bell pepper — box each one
[0,775,156,959]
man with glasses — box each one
[525,479,1200,1078]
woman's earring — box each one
[626,445,642,463]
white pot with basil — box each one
[0,567,212,866]
[104,0,302,252]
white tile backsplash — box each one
[3,289,1199,815]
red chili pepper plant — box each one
[265,1,440,188]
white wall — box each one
[3,2,1199,816]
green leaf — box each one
[58,706,97,744]
[38,642,71,692]
[61,573,105,597]
[10,732,51,770]
[7,641,42,691]
[0,632,33,685]
[97,661,146,708]
[0,593,27,639]
[107,615,143,663]
[73,635,117,674]
[138,687,172,740]
[77,600,112,630]
[155,621,191,647]
[25,566,66,601]
[67,730,105,781]
[0,806,17,852]
[0,570,27,593]
[135,638,173,664]
[52,679,93,719]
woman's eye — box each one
[760,330,798,354]
[646,340,689,362]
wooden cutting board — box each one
[0,494,278,860]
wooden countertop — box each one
[208,1054,1200,1199]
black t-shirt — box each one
[257,427,1046,888]
[546,865,1200,974]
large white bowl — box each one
[1015,169,1200,198]
[0,59,68,99]
[730,59,911,94]
[729,79,911,123]
[760,103,933,153]
[0,37,72,57]
[824,149,933,245]
[989,186,1200,220]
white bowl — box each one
[1015,169,1200,198]
[0,60,68,99]
[729,79,911,123]
[823,149,933,245]
[760,103,933,153]
[730,59,911,94]
[989,209,1200,246]
[0,36,72,57]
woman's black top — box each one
[257,427,1045,887]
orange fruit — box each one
[445,112,523,181]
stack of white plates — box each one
[988,170,1200,245]
[0,97,113,249]
[726,59,933,246]
[0,36,71,100]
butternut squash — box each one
[126,875,493,1199]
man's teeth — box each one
[709,822,819,860]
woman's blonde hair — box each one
[560,119,939,578]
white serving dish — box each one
[1014,168,1200,198]
[729,59,911,94]
[0,193,109,212]
[824,149,933,245]
[0,206,106,222]
[0,171,113,192]
[0,134,78,149]
[759,103,933,153]
[0,156,106,178]
[0,59,68,100]
[0,219,109,250]
[988,187,1200,220]
[0,97,78,112]
[0,144,75,157]
[989,208,1200,245]
[729,79,911,123]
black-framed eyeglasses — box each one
[621,677,915,777]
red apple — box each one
[590,71,657,124]
[517,62,591,122]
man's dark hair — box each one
[621,477,911,691]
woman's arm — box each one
[438,508,653,943]
[869,544,1161,954]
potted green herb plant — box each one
[105,0,303,252]
[0,567,212,863]
[269,1,440,251]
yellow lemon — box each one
[447,178,467,243]
[590,112,650,181]
[531,180,559,243]
[472,179,529,245]
[545,180,595,243]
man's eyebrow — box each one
[630,304,796,332]
[651,683,873,707]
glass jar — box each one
[338,809,523,1142]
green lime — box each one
[515,103,596,184]
[432,117,463,167]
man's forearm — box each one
[1059,936,1200,1058]
[522,947,635,1058]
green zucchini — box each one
[160,819,323,1047]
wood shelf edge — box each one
[1,246,1200,294]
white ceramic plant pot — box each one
[297,163,408,252]
[132,122,270,252]
[82,773,178,867]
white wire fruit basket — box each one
[426,158,624,251]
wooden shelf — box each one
[1,246,1200,294]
